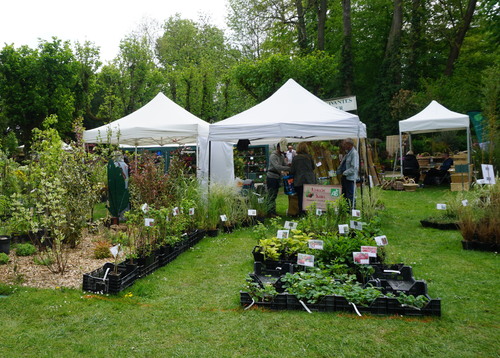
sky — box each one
[0,0,228,63]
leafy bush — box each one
[33,256,54,266]
[15,243,37,256]
[0,252,9,264]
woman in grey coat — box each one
[290,142,316,214]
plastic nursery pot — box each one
[0,236,11,255]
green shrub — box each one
[0,252,9,264]
[15,243,37,256]
[33,256,54,266]
[94,241,112,259]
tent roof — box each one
[83,92,208,146]
[208,79,366,144]
[399,100,469,134]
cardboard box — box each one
[451,182,470,191]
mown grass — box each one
[0,188,498,357]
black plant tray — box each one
[240,292,441,316]
[366,264,428,296]
[253,261,295,277]
[83,262,138,294]
[420,220,459,230]
[462,240,499,252]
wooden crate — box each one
[451,173,469,183]
[451,182,470,191]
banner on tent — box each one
[324,96,357,112]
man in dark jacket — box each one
[266,138,290,216]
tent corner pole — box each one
[399,131,404,176]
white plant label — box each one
[436,204,447,210]
[297,253,315,267]
[220,214,227,222]
[351,209,361,217]
[109,244,121,258]
[316,208,323,216]
[353,252,370,264]
[374,235,388,246]
[284,221,298,230]
[141,203,149,213]
[172,207,180,216]
[248,209,257,216]
[461,200,468,207]
[276,230,289,239]
[308,240,324,250]
[316,161,322,167]
[361,246,377,257]
[328,170,335,177]
[350,220,364,230]
[481,164,496,184]
[144,218,155,227]
[258,197,265,204]
[189,208,195,215]
[338,224,349,234]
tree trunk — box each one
[295,0,308,51]
[444,0,477,76]
[317,0,327,51]
[407,0,424,90]
[340,0,353,95]
[384,0,403,87]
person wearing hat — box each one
[336,138,359,208]
[266,138,290,217]
[403,150,420,182]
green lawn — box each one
[1,188,498,357]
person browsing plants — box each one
[266,138,290,217]
[290,142,316,215]
[336,138,359,209]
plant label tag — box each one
[316,208,323,216]
[172,207,180,216]
[109,244,121,258]
[276,230,289,239]
[436,204,447,210]
[353,252,370,264]
[338,224,349,234]
[189,208,195,215]
[258,197,265,204]
[284,221,298,230]
[144,218,155,227]
[316,161,322,167]
[297,253,315,267]
[350,220,364,230]
[369,175,374,188]
[361,246,377,257]
[308,240,324,250]
[461,200,468,207]
[328,170,335,177]
[248,209,257,216]
[351,209,361,217]
[220,214,227,222]
[374,235,388,246]
[141,203,149,213]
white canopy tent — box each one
[398,100,471,175]
[209,79,366,145]
[208,78,367,187]
[83,92,229,183]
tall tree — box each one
[340,0,353,95]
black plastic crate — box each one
[83,262,137,294]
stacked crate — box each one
[450,153,471,191]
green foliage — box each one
[0,252,9,265]
[93,241,112,259]
[396,292,429,309]
[243,275,278,302]
[14,243,37,257]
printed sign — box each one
[303,184,342,211]
[308,240,324,250]
[338,224,349,234]
[297,253,315,267]
[144,218,155,227]
[276,230,289,239]
[248,209,257,216]
[374,235,388,246]
[481,164,496,184]
[284,221,298,230]
[436,204,447,210]
[353,252,370,264]
[352,209,361,217]
[361,246,377,258]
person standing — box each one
[266,138,290,217]
[403,150,420,182]
[336,138,359,208]
[290,142,316,214]
[285,145,296,165]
